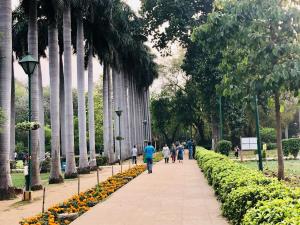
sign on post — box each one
[241,137,258,150]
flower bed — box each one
[20,165,146,225]
[196,147,300,225]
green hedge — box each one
[282,138,300,159]
[216,140,232,156]
[196,147,300,225]
[260,127,276,143]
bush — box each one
[267,142,277,150]
[216,140,232,156]
[282,138,300,159]
[96,156,108,166]
[195,148,300,225]
[260,127,276,143]
[40,157,51,173]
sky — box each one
[12,0,142,89]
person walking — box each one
[144,141,156,174]
[171,143,177,163]
[187,139,193,159]
[177,144,184,163]
[162,144,170,163]
[131,145,138,164]
[192,140,196,159]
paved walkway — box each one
[71,153,228,225]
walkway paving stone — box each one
[71,154,228,225]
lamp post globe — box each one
[19,54,39,76]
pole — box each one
[26,75,32,191]
[219,95,223,140]
[96,168,99,186]
[78,174,80,195]
[118,116,122,172]
[42,187,46,213]
[254,95,263,171]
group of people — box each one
[131,140,196,174]
[162,139,195,164]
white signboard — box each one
[241,137,257,150]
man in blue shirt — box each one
[144,141,155,174]
[187,139,193,159]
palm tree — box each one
[63,1,77,178]
[38,63,45,161]
[76,14,89,173]
[28,0,42,190]
[10,56,16,161]
[88,45,97,169]
[46,0,64,183]
[0,0,15,200]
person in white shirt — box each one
[131,145,138,164]
[162,144,170,163]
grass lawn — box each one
[229,149,278,159]
[12,173,50,189]
[240,160,300,176]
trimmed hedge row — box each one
[196,147,300,225]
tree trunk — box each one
[112,67,120,162]
[211,115,219,150]
[88,46,96,169]
[0,0,15,200]
[28,0,42,190]
[48,23,63,184]
[76,17,89,173]
[10,55,15,161]
[59,52,66,158]
[63,3,77,178]
[38,63,45,161]
[108,65,114,162]
[275,92,284,180]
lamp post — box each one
[219,95,223,140]
[115,109,122,170]
[19,54,39,196]
[254,95,263,171]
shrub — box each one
[216,140,232,156]
[40,157,51,173]
[267,142,277,150]
[96,156,108,166]
[282,138,300,159]
[195,148,300,225]
[260,127,276,143]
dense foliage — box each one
[282,138,300,159]
[215,140,231,156]
[196,148,300,225]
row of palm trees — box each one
[0,0,157,200]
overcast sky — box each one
[12,0,142,89]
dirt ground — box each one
[0,159,140,225]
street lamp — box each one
[19,54,39,197]
[143,119,147,144]
[115,109,122,171]
[254,95,263,171]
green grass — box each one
[240,160,300,176]
[229,149,278,159]
[12,173,50,188]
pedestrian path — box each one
[71,153,228,225]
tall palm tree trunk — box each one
[76,17,89,173]
[107,65,114,162]
[38,63,45,161]
[28,0,42,190]
[63,2,77,178]
[0,0,15,200]
[59,52,66,158]
[112,67,120,162]
[10,55,16,161]
[124,73,131,158]
[146,88,152,142]
[88,45,96,169]
[48,23,63,184]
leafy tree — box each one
[204,0,300,179]
[141,0,213,51]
